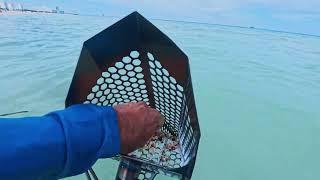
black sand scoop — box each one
[65,12,201,180]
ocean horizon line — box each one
[76,13,320,38]
[1,10,319,38]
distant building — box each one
[4,2,13,11]
[0,2,24,11]
[4,2,8,10]
[15,3,23,11]
[11,2,15,10]
[0,2,4,10]
[52,6,60,13]
[52,6,64,14]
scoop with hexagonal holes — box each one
[65,11,200,180]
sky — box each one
[4,0,320,36]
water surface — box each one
[1,13,320,180]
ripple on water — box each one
[1,14,320,180]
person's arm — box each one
[0,104,120,180]
[0,102,164,180]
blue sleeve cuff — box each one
[96,105,121,158]
[54,104,121,178]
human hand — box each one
[114,102,164,154]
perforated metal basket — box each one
[65,12,200,180]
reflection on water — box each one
[1,14,320,180]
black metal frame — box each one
[65,11,201,180]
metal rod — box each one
[0,111,29,117]
[89,168,99,180]
[115,158,141,180]
[85,171,92,180]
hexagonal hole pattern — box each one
[147,52,185,136]
[83,51,196,171]
[137,170,156,180]
[147,52,196,167]
[127,52,192,170]
[84,50,149,107]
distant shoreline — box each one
[1,9,318,37]
[0,10,31,15]
[0,9,78,16]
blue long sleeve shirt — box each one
[0,104,121,180]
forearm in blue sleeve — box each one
[0,104,121,180]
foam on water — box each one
[1,14,320,180]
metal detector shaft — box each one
[0,111,29,117]
[115,158,142,180]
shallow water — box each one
[1,13,320,180]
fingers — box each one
[114,102,147,112]
[158,115,165,128]
[116,101,166,154]
[116,102,163,125]
[135,102,148,111]
[136,101,148,107]
[148,108,165,130]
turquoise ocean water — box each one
[0,13,320,180]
